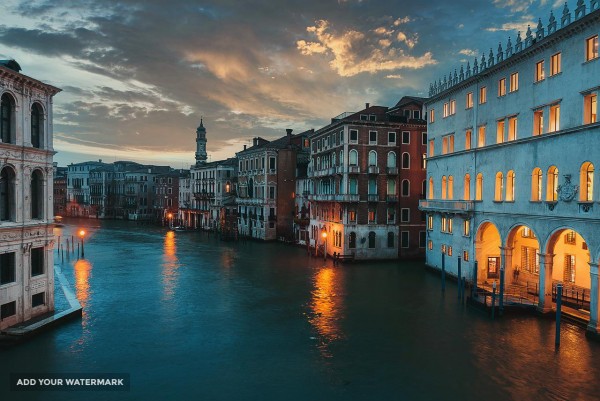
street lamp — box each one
[79,229,86,258]
[167,213,173,229]
[321,229,327,261]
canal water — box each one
[1,219,600,401]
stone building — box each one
[0,59,61,330]
[420,1,600,337]
[153,169,187,225]
[53,164,67,217]
[309,99,427,260]
[66,160,108,217]
[236,129,311,241]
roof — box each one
[0,59,61,95]
[237,130,312,155]
[0,60,21,72]
[393,96,426,108]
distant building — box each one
[53,163,67,217]
[293,151,311,245]
[153,170,187,225]
[420,3,600,336]
[66,160,109,217]
[236,129,312,241]
[0,59,61,330]
[308,99,427,260]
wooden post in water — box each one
[473,261,478,299]
[491,281,497,319]
[556,283,563,348]
[499,267,505,316]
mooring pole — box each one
[473,261,478,299]
[556,283,563,348]
[491,281,497,319]
[499,267,505,316]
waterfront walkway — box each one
[0,265,82,344]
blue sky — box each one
[0,0,565,166]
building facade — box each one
[309,100,427,260]
[421,2,600,336]
[0,60,61,330]
[53,164,67,217]
[236,130,311,241]
[66,160,108,217]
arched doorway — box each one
[506,225,540,291]
[475,222,501,284]
[545,228,591,318]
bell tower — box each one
[195,117,208,165]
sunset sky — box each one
[0,0,563,167]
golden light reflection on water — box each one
[308,266,344,358]
[162,231,179,300]
[73,259,91,321]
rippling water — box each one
[1,219,599,401]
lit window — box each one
[428,177,434,199]
[450,100,456,115]
[448,135,454,153]
[584,93,597,124]
[429,140,435,157]
[476,173,483,201]
[447,176,454,200]
[428,240,433,250]
[443,102,449,117]
[496,120,505,144]
[463,251,469,261]
[547,166,558,201]
[549,104,560,132]
[463,220,470,237]
[479,86,487,104]
[368,210,376,224]
[508,117,517,141]
[430,109,435,123]
[427,215,433,230]
[463,174,471,200]
[580,162,594,202]
[466,92,473,109]
[509,72,518,92]
[506,170,515,201]
[498,78,506,97]
[465,130,472,150]
[448,218,453,234]
[477,126,486,147]
[441,176,447,199]
[495,172,504,201]
[533,110,544,136]
[442,137,448,155]
[441,216,447,232]
[550,53,561,76]
[564,254,576,283]
[447,246,453,256]
[535,60,545,82]
[586,35,598,61]
[531,168,542,201]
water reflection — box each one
[162,231,180,301]
[73,259,92,322]
[308,266,344,358]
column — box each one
[474,240,483,284]
[537,253,554,313]
[588,262,600,334]
[502,246,514,283]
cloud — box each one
[297,19,435,77]
[459,49,477,57]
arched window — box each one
[368,150,377,166]
[387,179,396,195]
[349,149,358,166]
[428,177,434,199]
[31,103,43,149]
[349,232,356,248]
[1,93,15,144]
[368,231,376,248]
[0,166,16,221]
[463,174,471,200]
[441,176,447,199]
[580,162,594,201]
[531,168,542,201]
[31,170,44,219]
[402,179,410,197]
[495,172,504,201]
[339,150,344,165]
[448,176,454,200]
[476,173,483,201]
[387,152,396,168]
[387,232,394,248]
[547,166,558,201]
[506,170,515,201]
[402,152,410,169]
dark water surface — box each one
[1,219,599,401]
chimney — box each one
[243,144,247,150]
[365,103,370,110]
[286,128,293,144]
[253,137,258,146]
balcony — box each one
[418,199,475,213]
[348,165,360,174]
[368,166,379,174]
[367,194,379,202]
[386,167,398,175]
[386,195,398,202]
[193,191,214,200]
[333,194,360,202]
[308,194,336,201]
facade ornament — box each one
[536,18,545,41]
[480,54,486,71]
[459,65,464,81]
[575,0,586,20]
[453,69,458,85]
[558,174,579,202]
[466,61,471,78]
[592,0,600,13]
[562,2,571,27]
[548,10,557,35]
[497,42,503,63]
[473,58,478,75]
[488,48,494,68]
[515,31,523,52]
[506,37,513,58]
[525,25,533,47]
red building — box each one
[308,97,427,260]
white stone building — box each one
[420,2,600,337]
[0,59,61,330]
